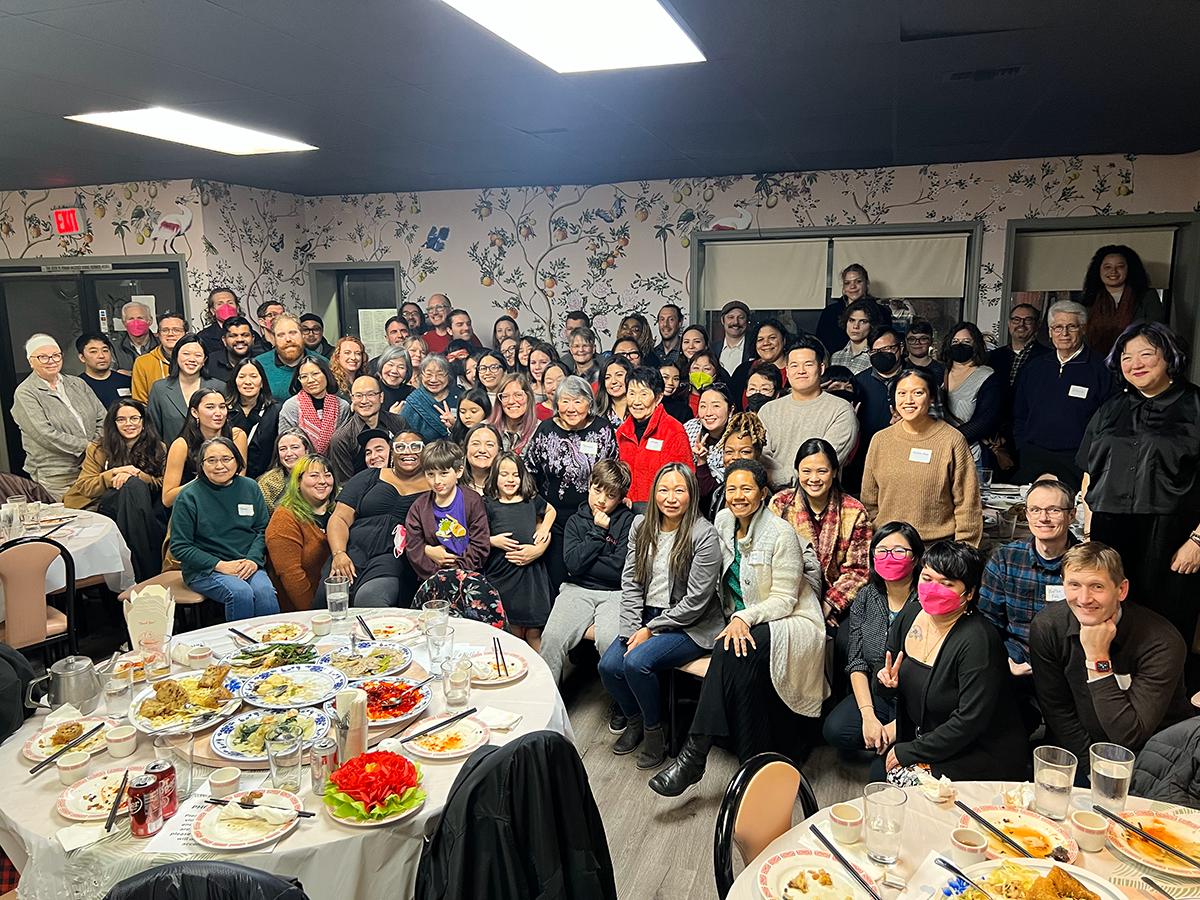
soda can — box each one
[309,737,338,796]
[128,774,164,837]
[145,759,177,818]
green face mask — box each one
[689,371,714,391]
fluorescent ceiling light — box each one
[65,107,317,155]
[439,0,704,73]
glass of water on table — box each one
[863,782,906,865]
[325,575,350,630]
[1033,745,1077,820]
[1090,742,1135,811]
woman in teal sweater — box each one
[171,436,278,620]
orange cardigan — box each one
[63,442,166,510]
[265,506,330,611]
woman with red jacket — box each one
[616,366,694,503]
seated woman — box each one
[170,436,278,621]
[599,463,723,770]
[375,344,414,414]
[616,367,695,504]
[324,430,430,608]
[744,361,784,413]
[650,459,827,795]
[162,388,249,507]
[873,540,1027,781]
[596,355,633,426]
[225,359,280,479]
[256,428,315,511]
[684,383,736,516]
[487,373,538,452]
[278,356,351,456]
[822,521,923,755]
[63,398,168,581]
[403,354,462,443]
[266,454,336,611]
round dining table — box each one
[728,781,1200,900]
[0,609,573,900]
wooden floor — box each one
[560,665,873,900]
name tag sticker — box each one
[1068,385,1089,399]
[909,448,933,463]
[749,550,766,565]
[237,504,254,517]
[646,438,664,451]
[117,387,131,396]
[1046,584,1066,602]
[579,440,599,456]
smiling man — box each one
[716,301,749,374]
[255,312,324,397]
[421,294,453,354]
[1030,542,1193,778]
[77,333,132,408]
[655,304,683,361]
[207,316,257,383]
[327,375,412,482]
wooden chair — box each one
[118,570,209,632]
[667,654,711,755]
[713,752,819,899]
[0,536,78,658]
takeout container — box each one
[209,767,241,798]
[950,827,989,866]
[105,725,137,759]
[1070,810,1108,852]
[829,803,863,844]
[311,614,332,636]
[57,750,90,785]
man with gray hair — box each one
[1012,300,1113,486]
[111,300,159,374]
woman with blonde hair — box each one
[329,336,368,394]
[403,336,429,386]
[266,454,336,611]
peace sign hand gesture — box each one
[437,401,456,428]
[877,651,904,689]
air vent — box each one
[945,66,1023,83]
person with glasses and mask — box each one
[846,326,907,492]
[421,294,454,354]
[326,375,412,483]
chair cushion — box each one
[0,605,68,646]
[677,655,710,678]
[119,570,205,605]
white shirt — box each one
[646,529,677,611]
[719,337,746,374]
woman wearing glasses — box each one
[323,430,431,608]
[475,350,509,407]
[278,357,351,456]
[940,321,1001,467]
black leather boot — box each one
[637,724,667,769]
[613,715,644,754]
[648,734,713,795]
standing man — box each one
[256,313,320,397]
[299,313,335,358]
[422,295,453,353]
[131,311,188,402]
[448,309,484,347]
[76,334,131,409]
[385,316,409,346]
[903,319,945,384]
[327,375,412,482]
[256,300,285,349]
[207,316,257,383]
[111,300,158,374]
[11,335,106,498]
[990,303,1049,386]
[654,304,683,360]
[847,327,906,491]
[716,301,750,374]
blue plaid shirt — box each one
[978,536,1077,664]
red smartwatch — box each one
[1086,659,1112,673]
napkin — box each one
[216,803,298,825]
[470,659,499,681]
[56,823,107,852]
[896,850,953,900]
[336,687,368,762]
[170,641,193,666]
[45,704,84,726]
[477,707,522,732]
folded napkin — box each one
[45,704,84,726]
[216,803,297,825]
[477,707,522,732]
[470,660,499,681]
[897,850,952,900]
[56,823,107,852]
[170,642,193,666]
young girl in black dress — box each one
[484,450,556,650]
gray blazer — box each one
[146,376,224,444]
[10,372,105,484]
[619,514,725,648]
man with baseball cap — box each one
[717,300,751,374]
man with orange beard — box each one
[255,313,322,397]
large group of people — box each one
[11,243,1197,791]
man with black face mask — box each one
[842,327,907,493]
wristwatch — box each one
[1086,659,1112,673]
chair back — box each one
[0,537,73,650]
[103,860,308,900]
[412,569,506,628]
[714,752,819,899]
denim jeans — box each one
[187,569,279,621]
[597,629,705,728]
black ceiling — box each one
[2,0,1198,195]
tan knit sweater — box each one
[860,418,982,546]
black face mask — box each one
[747,393,772,413]
[869,351,898,373]
[829,389,857,406]
[949,344,975,364]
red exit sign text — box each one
[53,208,84,235]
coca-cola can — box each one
[309,737,338,796]
[145,759,177,818]
[128,774,164,837]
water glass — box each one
[427,623,455,670]
[1033,745,1077,820]
[104,662,135,718]
[266,733,303,791]
[325,575,350,626]
[979,467,994,491]
[441,657,472,708]
[154,732,195,800]
[421,599,450,633]
[1090,742,1135,812]
[1,505,23,540]
[139,634,171,682]
[863,782,906,865]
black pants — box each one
[97,479,166,583]
[822,690,894,752]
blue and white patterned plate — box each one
[317,642,412,680]
[210,708,331,762]
[324,676,433,727]
[240,664,347,710]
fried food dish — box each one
[963,863,1100,900]
[135,672,237,727]
[1028,868,1099,900]
[199,664,231,689]
[51,722,84,745]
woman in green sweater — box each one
[171,435,278,620]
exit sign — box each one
[52,208,84,235]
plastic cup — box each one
[863,782,906,865]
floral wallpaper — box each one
[2,150,1197,338]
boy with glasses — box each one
[902,319,945,383]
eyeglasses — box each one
[33,352,63,363]
[300,325,322,334]
[906,336,931,345]
[1027,505,1070,518]
[159,327,186,337]
[297,372,324,382]
[500,393,525,403]
[392,441,424,452]
[1009,315,1039,325]
[1049,324,1082,335]
[428,304,450,312]
[478,363,504,373]
[868,345,901,356]
[204,456,236,466]
[874,547,914,559]
[350,391,382,401]
[115,415,142,425]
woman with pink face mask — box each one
[872,540,1027,782]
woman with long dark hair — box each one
[146,334,223,443]
[162,387,248,507]
[225,358,280,479]
[278,356,351,455]
[492,315,519,351]
[684,382,737,515]
[1081,244,1166,358]
[596,355,634,425]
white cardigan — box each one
[713,505,829,717]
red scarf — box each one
[297,391,339,454]
[1087,286,1135,358]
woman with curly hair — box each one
[1080,244,1167,357]
[329,336,368,394]
[617,313,658,366]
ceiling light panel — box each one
[65,107,317,155]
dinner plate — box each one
[241,664,347,710]
[240,620,312,644]
[1107,810,1200,878]
[190,789,303,850]
[327,677,433,727]
[57,766,145,821]
[958,805,1078,863]
[468,649,529,685]
[210,708,331,763]
[399,714,490,761]
[359,614,419,640]
[24,716,118,762]
[953,858,1124,900]
[130,673,243,735]
[318,642,412,680]
[757,848,878,900]
[323,796,425,829]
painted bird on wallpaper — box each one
[711,202,753,231]
[151,200,194,259]
[424,226,450,251]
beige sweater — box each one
[860,418,982,546]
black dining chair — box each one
[102,860,309,900]
[713,752,819,900]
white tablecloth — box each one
[727,781,1200,900]
[0,609,573,900]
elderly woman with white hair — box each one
[524,374,619,591]
[11,334,106,498]
[374,343,414,414]
[401,353,462,443]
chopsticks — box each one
[935,857,1000,900]
[1095,805,1200,871]
[493,636,509,677]
[1141,876,1176,900]
[105,769,130,832]
[205,798,315,818]
[40,518,72,539]
[954,800,1033,858]
[29,722,106,775]
[401,707,477,743]
[808,824,883,900]
[357,615,376,641]
[229,627,259,644]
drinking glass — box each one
[863,782,906,865]
[421,599,450,633]
[325,575,350,629]
[266,733,303,791]
[154,732,195,800]
[139,634,171,683]
[104,662,135,718]
[441,657,472,708]
[426,624,455,670]
[1033,745,1077,820]
[1090,743,1135,812]
[979,467,994,491]
[2,505,23,540]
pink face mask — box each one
[215,303,238,321]
[917,580,964,616]
[874,554,914,582]
[125,319,150,337]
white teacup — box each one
[57,750,90,785]
[209,767,241,798]
[829,803,863,844]
[1070,810,1108,852]
[105,725,137,759]
[311,614,332,636]
[950,827,989,867]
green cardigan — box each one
[170,475,270,582]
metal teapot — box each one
[25,655,103,715]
